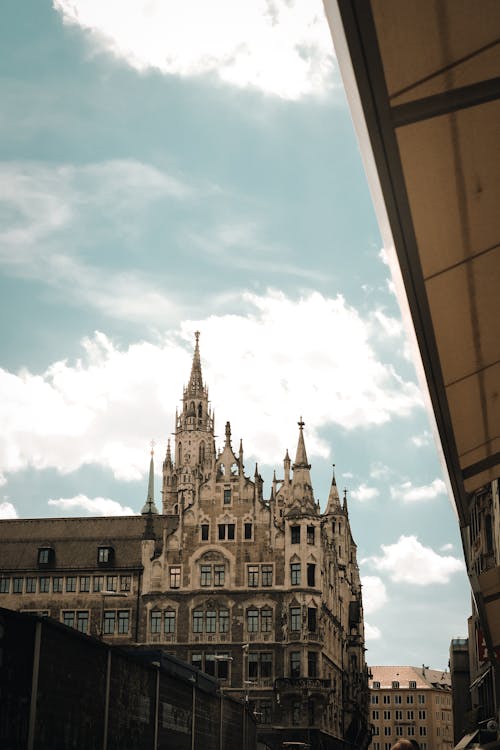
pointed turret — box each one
[326,464,342,513]
[186,330,204,397]
[291,418,315,509]
[343,487,349,513]
[164,439,172,468]
[142,446,159,515]
[284,449,291,485]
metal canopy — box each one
[323,0,500,524]
[323,0,500,660]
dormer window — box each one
[38,547,54,566]
[409,680,417,689]
[97,546,114,565]
[373,681,381,689]
[392,681,400,689]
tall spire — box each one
[291,418,315,510]
[293,417,310,469]
[187,331,204,397]
[326,464,341,513]
[141,444,159,515]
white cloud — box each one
[411,430,432,447]
[364,622,382,641]
[390,478,446,503]
[0,501,18,519]
[48,494,137,516]
[363,535,465,585]
[342,471,353,479]
[0,290,423,481]
[440,543,454,552]
[361,575,387,614]
[351,483,380,502]
[369,462,391,480]
[53,0,336,100]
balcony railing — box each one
[274,677,331,693]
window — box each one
[247,609,259,632]
[50,576,61,592]
[219,609,229,633]
[193,610,204,633]
[291,525,300,544]
[120,575,131,592]
[407,695,414,704]
[371,695,379,704]
[383,696,390,704]
[290,607,301,631]
[151,610,161,633]
[76,611,89,634]
[394,695,402,704]
[244,522,252,540]
[63,611,75,627]
[248,565,259,587]
[192,654,202,670]
[384,711,391,720]
[290,651,301,678]
[419,727,427,736]
[384,727,391,736]
[164,610,176,633]
[307,651,318,678]
[373,727,380,736]
[201,524,209,541]
[373,681,381,689]
[261,565,273,586]
[418,710,426,720]
[259,701,272,724]
[79,576,90,593]
[218,523,235,540]
[396,727,403,737]
[308,607,317,633]
[0,577,10,593]
[118,610,129,634]
[307,526,315,544]
[106,576,117,592]
[201,565,212,587]
[93,576,103,592]
[104,611,116,634]
[373,743,380,750]
[409,680,417,689]
[290,562,301,585]
[249,652,273,680]
[407,727,415,737]
[38,547,53,565]
[307,563,316,586]
[169,566,181,588]
[372,710,379,720]
[214,565,225,586]
[261,608,272,632]
[418,695,426,704]
[66,576,77,593]
[407,711,414,720]
[395,710,403,720]
[223,489,231,504]
[206,611,216,633]
[392,681,400,689]
[98,546,113,564]
[13,577,23,593]
[26,577,37,593]
[292,701,301,725]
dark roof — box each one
[0,515,177,571]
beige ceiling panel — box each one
[397,120,466,277]
[372,0,500,104]
[472,248,500,369]
[426,268,475,385]
[478,565,500,647]
[464,465,500,494]
[447,376,485,459]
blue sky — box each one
[0,0,470,669]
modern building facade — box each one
[0,335,370,750]
[368,666,453,750]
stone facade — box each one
[368,666,453,750]
[0,335,370,750]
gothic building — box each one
[0,335,370,750]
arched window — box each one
[178,443,182,464]
[199,441,206,463]
[198,403,202,419]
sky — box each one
[0,0,471,670]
